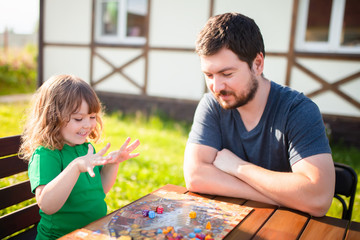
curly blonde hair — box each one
[19,74,104,161]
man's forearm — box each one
[226,154,335,216]
[184,162,278,205]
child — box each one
[19,74,140,240]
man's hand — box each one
[213,148,249,176]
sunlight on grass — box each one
[0,102,359,221]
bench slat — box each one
[0,155,28,178]
[0,135,40,239]
[0,203,40,239]
[0,135,21,157]
[0,180,34,210]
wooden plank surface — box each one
[58,185,359,240]
[225,200,277,240]
[346,221,360,240]
[253,207,309,240]
[299,216,348,239]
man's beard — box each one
[215,75,259,110]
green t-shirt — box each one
[28,143,107,240]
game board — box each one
[106,190,253,239]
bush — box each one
[0,45,37,95]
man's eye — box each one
[74,118,82,121]
[90,116,96,119]
[223,73,232,77]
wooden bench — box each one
[0,135,40,240]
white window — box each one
[95,0,148,45]
[296,0,360,54]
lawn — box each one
[0,101,359,222]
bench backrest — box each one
[0,135,40,239]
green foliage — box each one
[0,45,37,95]
[0,102,359,222]
[326,143,360,220]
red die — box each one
[156,206,164,214]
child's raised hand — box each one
[75,143,112,177]
[107,137,140,164]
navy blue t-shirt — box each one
[188,81,331,172]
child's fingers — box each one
[119,137,131,151]
[87,166,95,177]
[87,144,94,154]
[97,143,111,156]
[129,153,140,158]
[92,154,112,166]
[126,139,140,152]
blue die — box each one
[148,210,156,219]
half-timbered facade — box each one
[39,0,360,145]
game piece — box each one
[189,232,196,238]
[142,209,149,217]
[156,228,163,234]
[156,206,164,214]
[189,211,197,218]
[194,228,202,233]
[196,233,206,239]
[74,231,88,238]
[148,210,156,218]
[118,236,132,240]
[206,221,211,230]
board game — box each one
[62,189,253,240]
[108,190,252,239]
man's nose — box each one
[212,76,225,93]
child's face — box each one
[60,100,97,146]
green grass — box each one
[0,101,359,222]
[0,102,189,215]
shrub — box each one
[0,45,37,95]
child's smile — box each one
[60,100,97,146]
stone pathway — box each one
[0,94,33,103]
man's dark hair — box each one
[196,12,265,69]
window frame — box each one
[296,0,360,54]
[95,0,147,45]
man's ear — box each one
[252,53,264,76]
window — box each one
[296,0,360,53]
[96,0,148,45]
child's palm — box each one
[77,143,111,177]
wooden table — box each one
[60,184,360,240]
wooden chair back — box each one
[0,135,40,239]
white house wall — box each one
[41,0,360,118]
[312,92,360,117]
[149,0,210,48]
[292,58,360,117]
[93,47,145,94]
[214,0,293,53]
[43,46,91,83]
[44,0,92,44]
[263,56,288,86]
[147,51,204,100]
